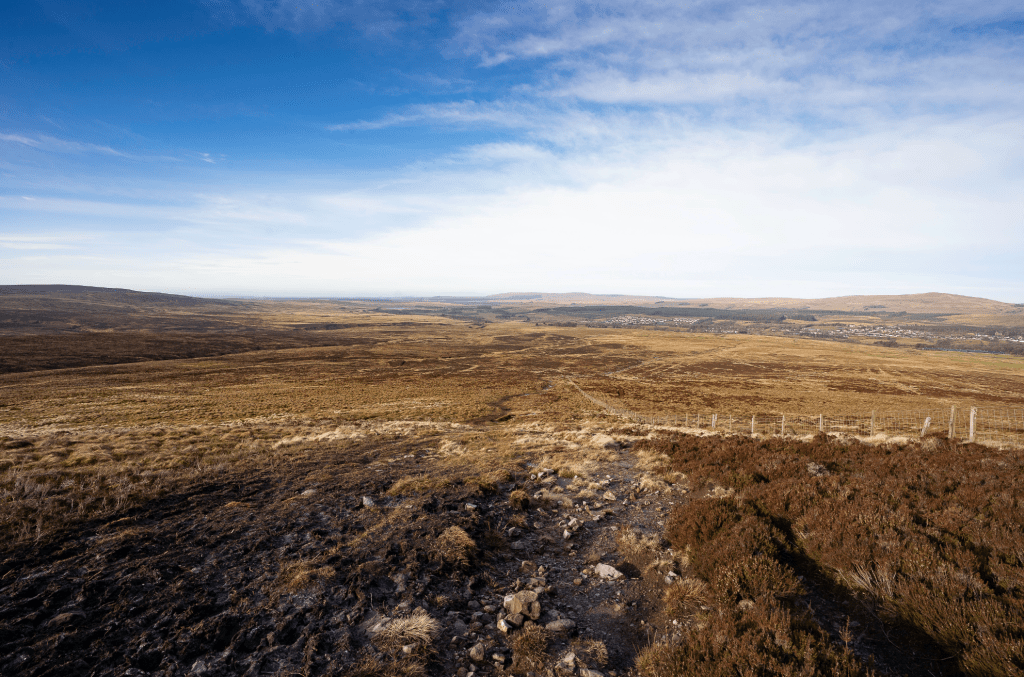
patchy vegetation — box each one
[2,294,1024,676]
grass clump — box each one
[508,488,530,510]
[431,525,477,570]
[372,608,440,653]
[509,624,549,673]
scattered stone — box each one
[580,669,606,677]
[469,642,486,662]
[573,578,583,586]
[497,618,515,633]
[563,529,572,540]
[465,503,478,511]
[545,619,576,633]
[557,651,577,671]
[602,490,617,501]
[301,488,316,496]
[595,563,624,580]
[361,496,375,508]
[504,590,541,620]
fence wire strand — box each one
[568,380,1024,448]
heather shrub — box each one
[645,431,1024,677]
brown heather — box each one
[636,431,1024,677]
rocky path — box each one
[0,421,692,677]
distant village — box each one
[586,315,1024,353]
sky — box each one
[1,1,1022,300]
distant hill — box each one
[485,291,1020,315]
[0,285,242,334]
[693,292,1018,315]
[0,285,234,307]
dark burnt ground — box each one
[0,331,386,374]
[0,429,680,677]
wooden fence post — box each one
[712,414,717,430]
[949,406,956,439]
[751,415,756,435]
[870,410,876,436]
[969,407,977,443]
[781,415,786,436]
[819,414,824,433]
[921,417,931,438]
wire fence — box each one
[568,380,1024,449]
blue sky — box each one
[1,0,1022,299]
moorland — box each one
[1,285,1023,677]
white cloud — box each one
[5,114,1020,298]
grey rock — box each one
[362,496,375,508]
[545,619,576,633]
[504,590,542,620]
[594,563,624,579]
[469,642,487,662]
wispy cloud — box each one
[328,100,535,131]
[0,235,79,251]
[204,0,440,35]
[448,0,1024,120]
[0,133,43,147]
